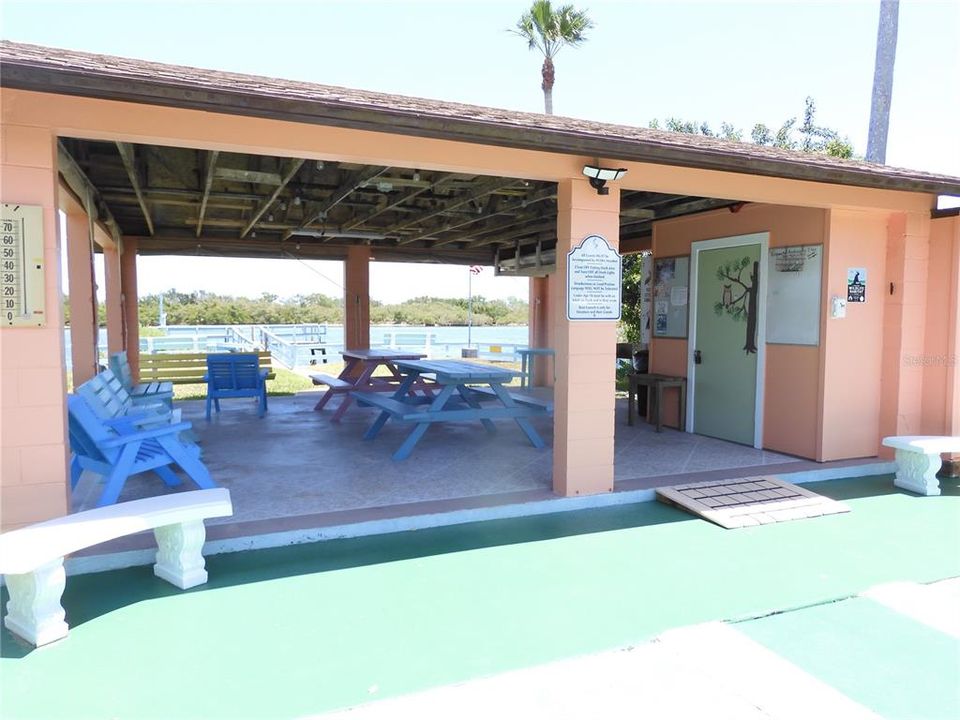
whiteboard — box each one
[766,244,822,345]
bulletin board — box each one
[766,244,822,345]
[653,256,689,338]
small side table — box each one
[628,373,687,432]
[517,348,555,389]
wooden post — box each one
[120,237,140,381]
[103,243,123,356]
[65,212,98,386]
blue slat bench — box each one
[109,351,173,407]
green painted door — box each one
[693,244,761,445]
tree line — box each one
[63,290,529,327]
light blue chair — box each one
[109,351,173,408]
[205,353,269,421]
[67,394,215,507]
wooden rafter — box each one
[239,158,305,238]
[57,141,123,249]
[393,178,520,244]
[339,173,457,232]
[429,187,556,247]
[285,165,389,240]
[196,150,219,238]
[115,142,154,235]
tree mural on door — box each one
[713,256,759,354]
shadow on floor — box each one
[1,499,693,658]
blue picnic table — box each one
[353,359,550,460]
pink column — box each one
[120,237,140,380]
[103,244,124,355]
[879,211,930,450]
[0,123,69,529]
[344,245,370,351]
[528,275,552,386]
[65,212,98,386]
[551,178,621,496]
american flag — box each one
[469,265,482,275]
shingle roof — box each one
[2,40,958,195]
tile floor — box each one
[72,391,802,524]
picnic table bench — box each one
[140,351,274,385]
[357,359,549,460]
[0,488,232,646]
[311,348,434,422]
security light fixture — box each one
[582,164,627,195]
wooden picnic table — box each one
[310,348,434,422]
[355,359,550,460]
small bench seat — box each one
[467,386,554,414]
[309,373,354,390]
[882,435,960,496]
[0,488,232,647]
[349,392,426,421]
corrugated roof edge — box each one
[1,40,959,196]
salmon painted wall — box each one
[920,215,960,435]
[0,122,70,530]
[0,86,942,525]
[651,204,826,459]
[821,209,890,460]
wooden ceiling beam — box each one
[239,158,306,238]
[115,142,154,235]
[196,150,219,238]
[57,140,123,249]
[339,173,458,232]
[285,164,389,240]
[214,167,282,185]
[393,178,524,244]
[428,187,555,247]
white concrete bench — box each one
[882,435,960,496]
[0,488,232,647]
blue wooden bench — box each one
[205,353,268,420]
[76,368,179,427]
[68,393,215,507]
[109,351,173,407]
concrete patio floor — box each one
[72,391,803,525]
[5,476,959,719]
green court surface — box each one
[738,596,960,719]
[2,475,958,719]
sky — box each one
[5,0,959,302]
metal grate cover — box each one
[656,476,850,529]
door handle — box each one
[694,350,702,365]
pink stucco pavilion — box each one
[2,41,959,534]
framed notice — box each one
[566,234,622,321]
[766,244,822,345]
[1,204,46,327]
[653,256,689,338]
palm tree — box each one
[866,0,899,163]
[512,1,593,115]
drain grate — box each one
[656,476,850,529]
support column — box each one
[120,237,140,380]
[344,245,371,351]
[103,243,124,356]
[0,122,69,530]
[65,212,98,386]
[528,275,552,386]
[879,211,930,447]
[551,177,621,497]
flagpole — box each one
[467,267,473,348]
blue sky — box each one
[4,0,958,302]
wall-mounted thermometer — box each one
[1,204,46,327]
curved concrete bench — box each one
[0,488,232,647]
[882,436,960,496]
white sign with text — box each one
[566,234,622,321]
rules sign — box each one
[566,234,622,321]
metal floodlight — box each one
[582,164,628,195]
